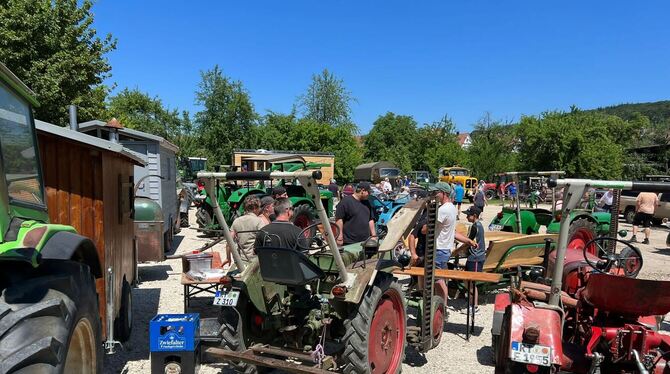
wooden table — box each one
[181,252,228,312]
[395,267,502,340]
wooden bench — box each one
[181,252,228,312]
[395,267,502,340]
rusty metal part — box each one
[203,346,332,374]
[420,197,438,352]
[520,281,578,308]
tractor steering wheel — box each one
[295,220,341,252]
[582,237,643,277]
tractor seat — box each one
[582,273,670,317]
[255,247,326,286]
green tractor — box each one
[489,171,615,251]
[195,155,333,233]
[0,63,103,372]
[194,170,448,373]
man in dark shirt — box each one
[328,179,340,200]
[255,198,303,250]
[335,182,376,245]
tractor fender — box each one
[40,231,103,278]
[378,205,403,225]
[491,293,511,338]
[509,303,564,366]
[289,197,314,208]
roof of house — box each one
[35,120,147,166]
[234,148,334,157]
[457,133,471,146]
[78,119,180,153]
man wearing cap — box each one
[431,182,477,270]
[335,182,376,245]
[255,198,303,250]
[272,186,288,199]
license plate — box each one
[489,224,503,231]
[511,341,551,366]
[213,290,240,307]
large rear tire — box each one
[567,218,597,256]
[341,275,406,374]
[218,305,264,374]
[0,260,102,374]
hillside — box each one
[592,100,670,126]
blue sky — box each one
[93,1,670,133]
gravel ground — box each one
[105,204,670,373]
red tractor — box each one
[492,178,670,374]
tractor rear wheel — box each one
[485,189,497,200]
[341,275,406,374]
[218,305,265,374]
[114,279,133,342]
[292,204,317,238]
[567,218,597,256]
[0,260,102,374]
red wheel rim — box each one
[368,288,405,374]
[432,302,444,342]
[567,228,596,255]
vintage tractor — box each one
[492,178,670,374]
[193,170,448,373]
[0,63,106,371]
[369,191,412,238]
[195,155,333,232]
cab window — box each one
[0,80,43,205]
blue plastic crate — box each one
[149,314,200,352]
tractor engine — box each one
[277,287,332,350]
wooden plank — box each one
[395,267,502,283]
[56,141,70,224]
[484,257,544,271]
[485,233,557,270]
[69,145,82,232]
[378,199,425,252]
[80,152,95,240]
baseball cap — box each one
[272,186,287,197]
[429,182,452,194]
[357,181,373,192]
[342,184,354,195]
[260,196,275,209]
[463,206,482,216]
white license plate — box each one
[489,224,503,231]
[213,290,240,307]
[511,341,551,366]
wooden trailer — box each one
[35,120,145,342]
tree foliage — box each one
[465,114,518,181]
[516,110,629,179]
[0,0,115,124]
[415,115,464,174]
[195,65,257,165]
[106,88,200,156]
[297,69,356,132]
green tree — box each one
[0,0,115,124]
[465,113,518,181]
[364,113,418,173]
[107,88,200,157]
[516,110,626,179]
[195,66,257,165]
[415,115,464,174]
[297,69,356,132]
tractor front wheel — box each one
[431,295,446,346]
[341,275,406,374]
[0,260,102,374]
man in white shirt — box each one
[381,177,392,193]
[598,189,614,213]
[431,182,477,269]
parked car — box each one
[619,190,670,224]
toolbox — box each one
[150,313,201,374]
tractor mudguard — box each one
[492,293,512,337]
[508,303,563,367]
[40,231,103,278]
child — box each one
[456,206,486,314]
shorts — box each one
[455,201,462,205]
[466,259,485,272]
[436,249,452,270]
[633,212,653,228]
[475,204,485,213]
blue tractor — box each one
[369,192,411,238]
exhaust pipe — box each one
[68,105,77,131]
